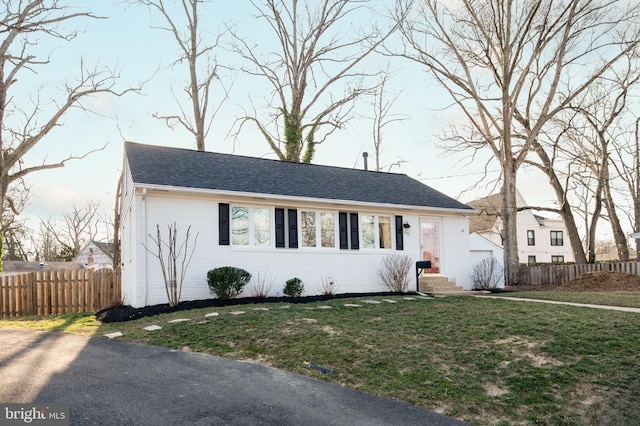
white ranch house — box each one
[119,142,477,308]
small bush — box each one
[472,257,503,290]
[207,266,252,300]
[250,273,274,298]
[283,277,304,297]
[377,254,412,292]
[319,275,339,296]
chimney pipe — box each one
[362,152,368,171]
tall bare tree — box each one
[232,0,397,162]
[395,0,640,283]
[39,200,101,258]
[367,71,407,172]
[612,116,640,260]
[135,0,225,151]
[0,2,137,238]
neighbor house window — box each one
[301,210,336,248]
[550,230,564,246]
[361,214,393,249]
[231,206,271,246]
[527,230,535,246]
[551,255,564,264]
[528,256,536,265]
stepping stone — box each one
[363,300,382,304]
[279,306,291,309]
[229,311,246,315]
[304,307,315,310]
[144,325,162,331]
[382,299,397,303]
[104,332,123,339]
[253,308,270,311]
[344,303,362,307]
[204,312,219,318]
[317,305,333,309]
[168,318,190,323]
[403,297,416,300]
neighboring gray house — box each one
[119,142,476,308]
[74,241,114,270]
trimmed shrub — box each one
[283,277,304,297]
[207,267,252,300]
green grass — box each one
[2,295,640,425]
[491,291,640,308]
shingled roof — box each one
[125,142,473,212]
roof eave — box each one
[133,183,475,215]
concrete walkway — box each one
[477,295,640,313]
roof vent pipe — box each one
[363,152,368,171]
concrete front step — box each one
[419,275,463,293]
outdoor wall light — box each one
[403,221,411,229]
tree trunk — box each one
[532,142,587,264]
[501,163,520,285]
[603,181,629,261]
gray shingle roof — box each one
[125,142,473,211]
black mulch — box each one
[95,292,414,323]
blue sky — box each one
[19,0,557,235]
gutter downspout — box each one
[141,188,147,306]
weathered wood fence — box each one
[0,268,121,318]
[518,261,640,286]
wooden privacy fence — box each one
[518,261,640,286]
[0,268,121,318]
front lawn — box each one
[2,295,639,425]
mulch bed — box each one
[97,271,640,323]
[96,292,412,323]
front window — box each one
[362,215,375,248]
[320,212,335,248]
[231,206,271,246]
[528,256,536,265]
[550,231,563,246]
[232,207,249,245]
[551,255,564,264]
[301,211,336,248]
[301,211,316,247]
[527,230,535,246]
[362,214,392,249]
[379,216,392,248]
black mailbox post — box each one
[415,260,432,292]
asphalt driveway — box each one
[0,329,469,425]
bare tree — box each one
[135,0,226,151]
[612,116,640,260]
[144,223,198,307]
[0,2,138,245]
[367,71,407,172]
[231,0,397,162]
[394,0,640,283]
[39,201,101,258]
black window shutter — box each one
[219,203,230,245]
[288,209,298,248]
[349,212,359,250]
[395,215,404,250]
[275,208,285,248]
[338,212,348,249]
